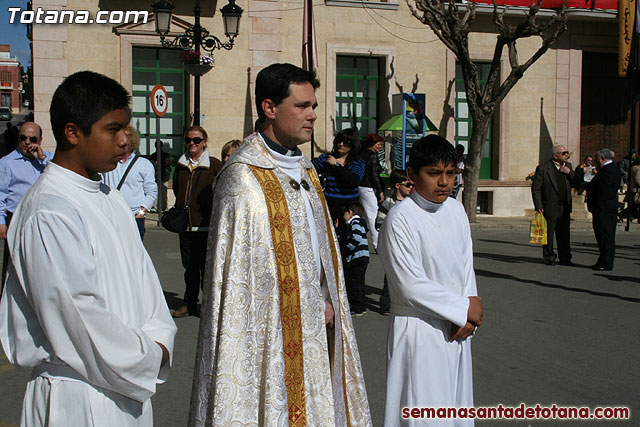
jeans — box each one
[135,217,145,241]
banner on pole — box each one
[302,0,317,71]
[619,0,637,77]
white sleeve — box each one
[460,208,478,298]
[16,210,168,402]
[138,249,177,383]
[378,211,469,328]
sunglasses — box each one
[19,135,38,143]
[336,139,354,147]
[185,137,205,145]
[561,151,569,155]
[400,181,413,188]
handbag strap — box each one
[116,155,140,190]
[184,168,203,209]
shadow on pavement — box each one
[477,239,532,248]
[594,274,640,284]
[475,269,640,304]
[473,252,545,264]
[163,291,184,310]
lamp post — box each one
[152,0,243,126]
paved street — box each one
[1,222,638,426]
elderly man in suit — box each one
[532,145,577,266]
[587,148,621,271]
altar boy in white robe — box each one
[378,135,483,426]
[0,71,177,427]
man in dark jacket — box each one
[587,148,622,271]
[531,145,577,266]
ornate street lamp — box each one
[152,0,174,36]
[151,0,243,125]
[220,0,242,39]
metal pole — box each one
[193,0,201,126]
[156,115,163,226]
[306,0,315,159]
[626,73,636,232]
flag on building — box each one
[619,0,638,77]
[302,0,318,71]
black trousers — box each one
[344,261,368,313]
[592,212,617,269]
[543,205,571,263]
[179,231,208,313]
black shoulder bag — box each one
[160,170,202,233]
[116,155,140,190]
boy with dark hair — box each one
[375,169,411,229]
[375,169,411,315]
[0,71,176,426]
[379,134,483,426]
[339,200,370,316]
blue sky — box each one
[0,2,32,67]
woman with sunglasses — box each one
[171,125,223,318]
[312,128,365,222]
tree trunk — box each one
[462,116,492,222]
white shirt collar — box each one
[410,190,444,213]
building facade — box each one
[30,0,626,216]
[0,45,23,113]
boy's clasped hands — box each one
[450,296,483,341]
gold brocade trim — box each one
[307,168,352,427]
[249,166,307,427]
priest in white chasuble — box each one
[189,63,371,427]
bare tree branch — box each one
[408,0,567,220]
[508,42,519,68]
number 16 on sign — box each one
[151,84,168,117]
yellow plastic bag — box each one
[529,212,547,245]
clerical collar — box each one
[410,190,444,213]
[260,131,302,157]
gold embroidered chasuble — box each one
[189,134,371,427]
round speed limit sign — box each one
[150,84,168,117]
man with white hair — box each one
[531,145,577,266]
[587,148,621,271]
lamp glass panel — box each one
[155,11,172,33]
[223,16,240,37]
